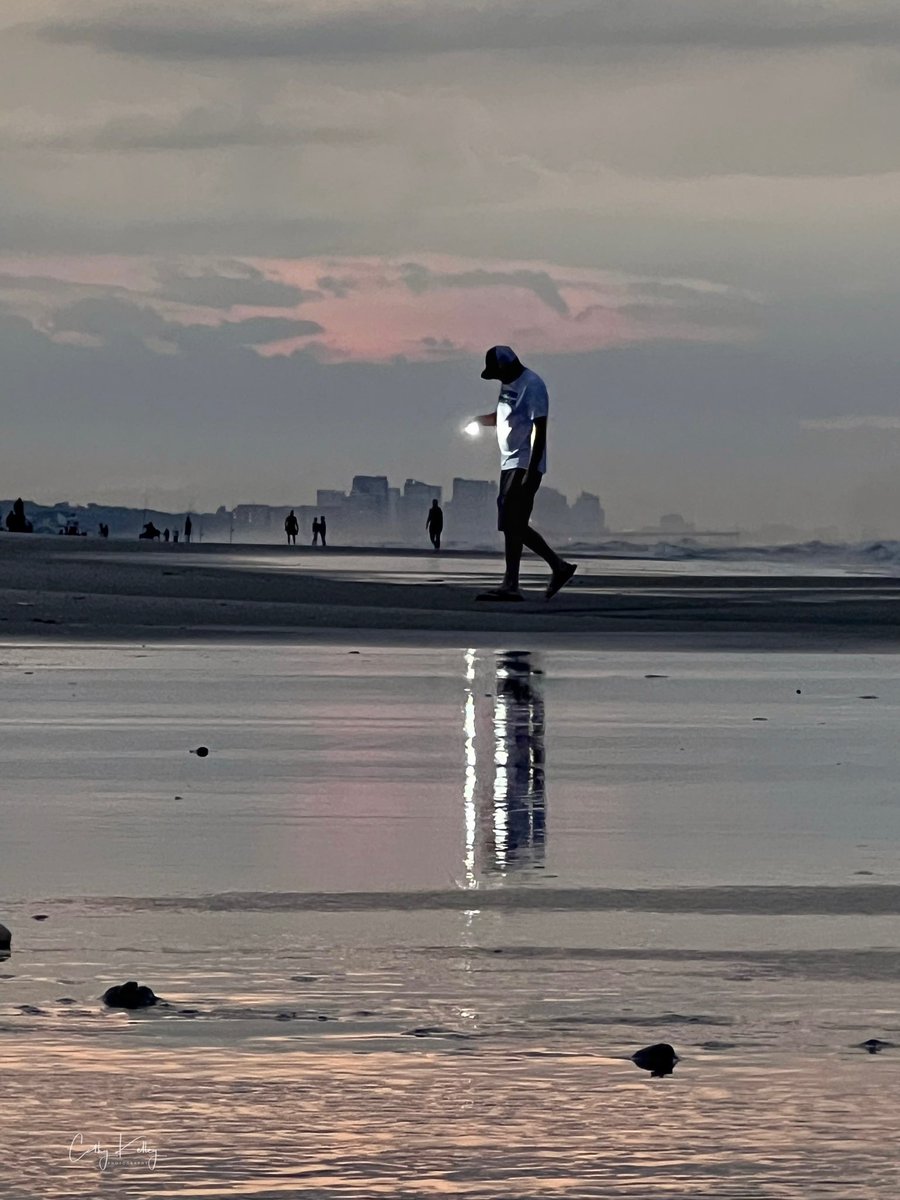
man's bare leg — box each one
[523,526,578,599]
[501,531,526,592]
[522,526,566,574]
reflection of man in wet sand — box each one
[471,346,577,602]
[463,649,546,879]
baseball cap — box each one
[481,345,520,380]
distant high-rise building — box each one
[403,479,442,505]
[571,492,606,538]
[447,478,497,543]
[316,489,346,508]
[233,504,273,531]
[532,485,569,531]
[348,475,390,532]
[350,475,389,502]
[659,512,694,534]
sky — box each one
[3,0,900,533]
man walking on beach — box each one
[472,345,576,602]
[426,499,443,550]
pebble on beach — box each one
[193,746,209,757]
[102,981,159,1009]
[631,1043,680,1077]
[860,1038,895,1055]
[0,923,10,951]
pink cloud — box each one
[0,252,758,361]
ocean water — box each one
[1,642,899,1198]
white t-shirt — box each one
[496,367,549,473]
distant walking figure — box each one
[184,514,193,544]
[172,529,179,544]
[163,528,170,543]
[318,516,327,547]
[426,499,443,550]
[472,346,576,602]
[5,498,32,533]
[284,510,299,546]
[311,518,320,546]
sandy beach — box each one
[3,535,900,648]
[2,549,900,1196]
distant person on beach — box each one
[471,346,576,602]
[172,529,179,544]
[163,528,170,543]
[285,510,299,546]
[319,516,327,547]
[184,514,193,544]
[5,498,33,533]
[426,499,443,550]
[312,517,321,546]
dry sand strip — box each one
[2,536,900,648]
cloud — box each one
[31,0,900,61]
[800,415,900,431]
[421,335,459,354]
[0,105,374,153]
[48,296,323,352]
[400,263,570,316]
[0,253,760,364]
[155,263,316,309]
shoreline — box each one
[3,535,900,650]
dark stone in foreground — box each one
[102,981,158,1009]
[860,1038,895,1054]
[632,1043,679,1077]
[0,923,10,950]
[193,746,209,757]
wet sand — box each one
[1,643,899,1196]
[3,535,900,647]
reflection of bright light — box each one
[463,652,478,889]
[493,693,508,868]
[465,648,476,683]
[464,421,481,438]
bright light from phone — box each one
[464,421,480,437]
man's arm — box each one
[528,417,547,477]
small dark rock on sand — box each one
[193,746,209,757]
[860,1038,895,1054]
[0,923,10,951]
[32,914,49,922]
[102,981,159,1009]
[632,1043,679,1077]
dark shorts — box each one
[497,468,542,534]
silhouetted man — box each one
[472,346,576,601]
[285,510,299,546]
[426,499,443,550]
[318,516,327,547]
[311,517,320,546]
[6,498,32,533]
[184,514,193,544]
